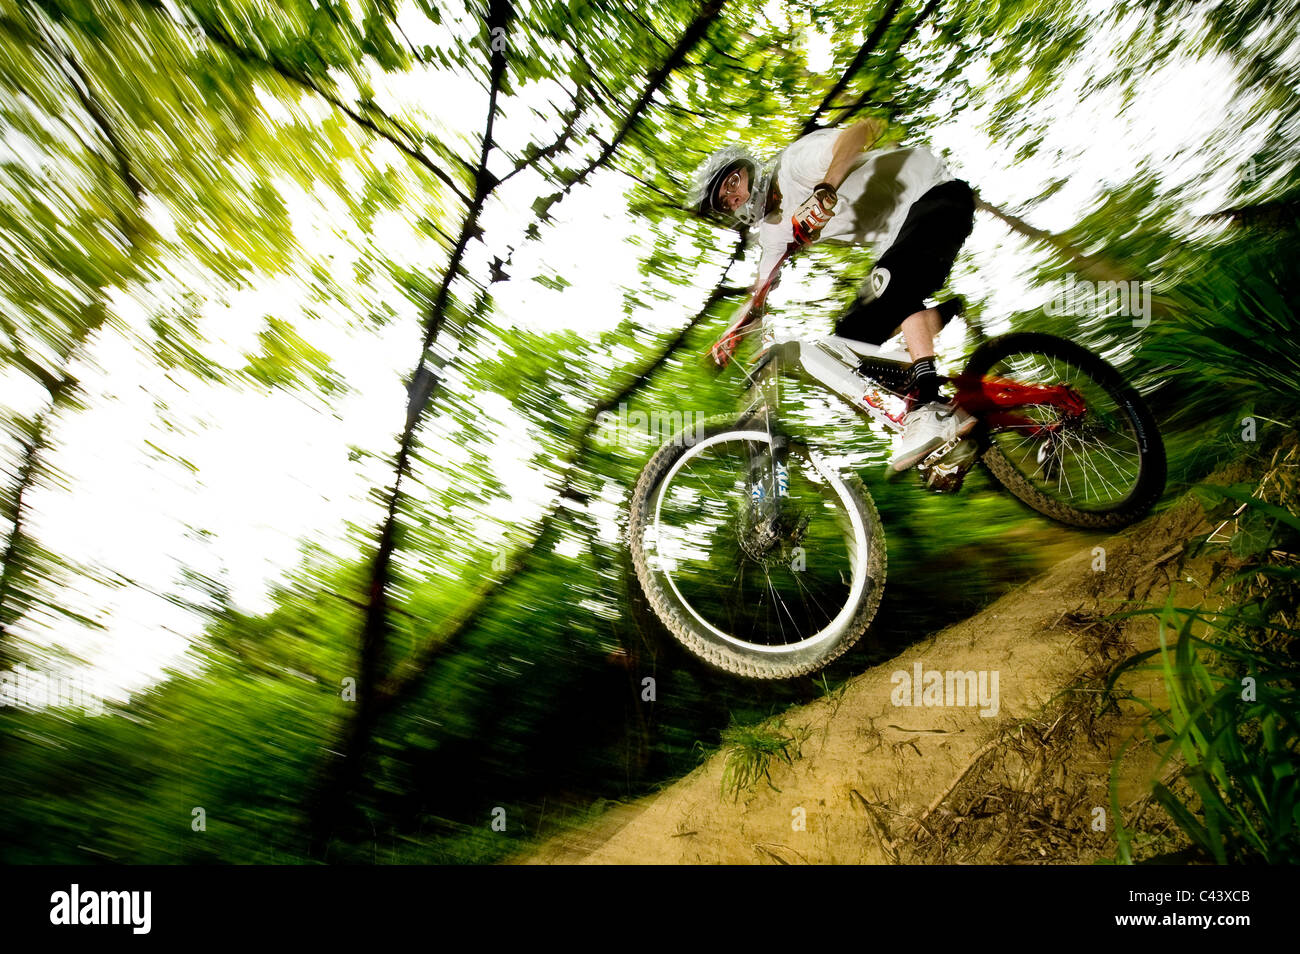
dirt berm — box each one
[520,456,1262,864]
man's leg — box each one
[900,306,943,403]
[835,181,973,347]
[835,180,974,405]
[833,180,977,469]
[890,300,974,472]
[901,307,941,361]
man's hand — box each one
[791,183,837,246]
[710,300,756,367]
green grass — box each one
[715,715,812,801]
[1107,485,1300,864]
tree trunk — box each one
[0,14,149,661]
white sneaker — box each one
[889,402,975,473]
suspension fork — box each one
[739,348,789,507]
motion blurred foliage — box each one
[0,0,1295,864]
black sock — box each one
[907,356,939,403]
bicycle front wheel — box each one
[627,415,885,679]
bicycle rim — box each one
[642,429,870,654]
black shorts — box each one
[833,178,975,345]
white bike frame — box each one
[740,319,915,436]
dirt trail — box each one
[520,467,1246,864]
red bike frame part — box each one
[949,372,1088,433]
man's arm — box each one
[710,296,756,365]
[822,118,885,189]
[791,119,886,244]
[710,247,789,366]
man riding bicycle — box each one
[688,118,977,472]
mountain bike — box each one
[625,274,1166,680]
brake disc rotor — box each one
[737,501,809,565]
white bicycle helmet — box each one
[687,145,775,227]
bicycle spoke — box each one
[986,349,1144,512]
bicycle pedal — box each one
[920,435,965,467]
[916,437,978,493]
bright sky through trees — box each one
[0,0,1277,703]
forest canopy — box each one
[0,0,1296,864]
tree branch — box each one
[617,167,675,200]
[1200,195,1300,229]
[307,0,515,860]
[974,189,1136,284]
[610,0,676,53]
[308,0,729,857]
[568,0,726,188]
[44,31,143,199]
[134,0,472,217]
[801,0,906,135]
[497,87,587,186]
[372,235,748,718]
[0,10,148,655]
[826,0,943,125]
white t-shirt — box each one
[754,128,954,287]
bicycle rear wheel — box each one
[627,415,885,679]
[962,332,1165,529]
